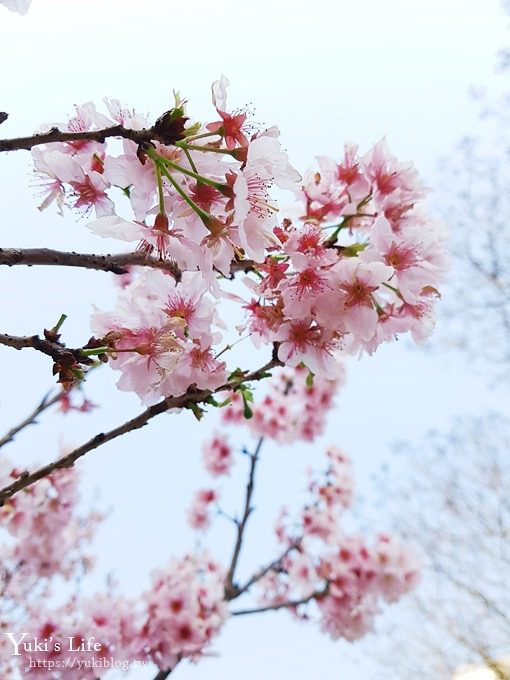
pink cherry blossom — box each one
[221,365,342,443]
[0,455,100,605]
[206,75,249,150]
[255,445,420,642]
[362,138,422,202]
[143,554,227,670]
[202,434,233,476]
[0,78,448,677]
[91,268,227,403]
[187,489,219,530]
[28,82,445,400]
[333,258,394,342]
[275,321,340,377]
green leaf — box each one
[340,242,368,257]
[242,395,253,419]
[184,122,201,138]
[205,395,232,409]
[186,402,205,421]
[228,367,245,382]
[241,386,254,403]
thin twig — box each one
[234,543,300,599]
[0,248,181,279]
[224,437,264,600]
[153,668,175,680]
[229,258,256,275]
[0,352,283,505]
[0,390,62,450]
[0,388,210,505]
[231,585,329,617]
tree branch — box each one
[0,124,166,153]
[0,332,92,367]
[0,328,107,391]
[434,564,510,630]
[0,389,63,450]
[230,584,329,617]
[233,543,300,599]
[0,351,283,505]
[224,436,264,600]
[0,248,181,279]
[228,258,256,275]
[0,247,259,281]
[0,332,77,361]
[153,668,175,680]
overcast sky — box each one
[1,1,508,679]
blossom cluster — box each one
[245,141,446,372]
[0,367,420,677]
[142,554,227,670]
[187,434,232,530]
[188,488,220,531]
[262,446,420,641]
[18,595,140,680]
[186,365,340,531]
[0,75,433,675]
[0,457,98,594]
[0,458,102,677]
[221,363,342,443]
[15,554,227,679]
[91,269,227,404]
[29,77,445,402]
[0,460,100,677]
[0,461,227,678]
[183,370,419,643]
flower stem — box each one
[214,333,252,360]
[183,147,198,173]
[79,346,110,357]
[51,313,67,334]
[183,130,219,143]
[159,156,227,191]
[382,281,401,296]
[180,143,235,156]
[155,163,166,216]
[157,163,215,227]
[147,146,227,192]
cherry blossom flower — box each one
[333,259,394,342]
[187,489,219,530]
[202,434,233,476]
[206,75,249,150]
[362,138,422,202]
[275,321,340,377]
